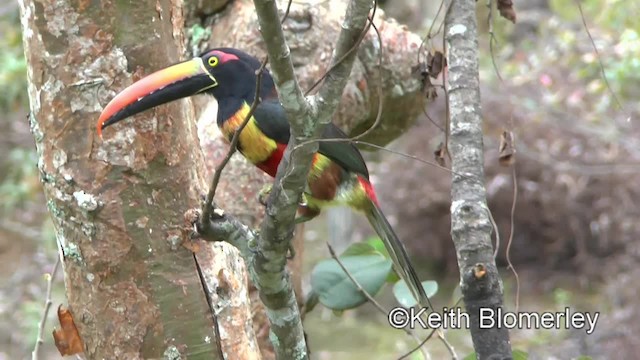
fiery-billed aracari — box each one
[97,48,429,307]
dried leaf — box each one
[412,62,436,100]
[434,142,448,167]
[499,130,516,166]
[424,79,438,100]
[427,51,446,79]
[52,305,84,356]
[497,0,517,24]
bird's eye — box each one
[208,56,219,67]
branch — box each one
[315,0,372,123]
[445,0,512,359]
[32,257,60,360]
[252,0,307,119]
[197,208,259,258]
[245,0,372,358]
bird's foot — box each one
[258,184,273,206]
[295,201,320,224]
[294,214,315,224]
[247,233,260,255]
[286,244,296,260]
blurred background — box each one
[2,0,640,359]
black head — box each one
[198,48,276,102]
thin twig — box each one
[32,257,60,360]
[423,106,445,132]
[484,0,520,311]
[326,243,389,315]
[436,328,458,360]
[398,297,462,360]
[505,165,520,312]
[417,0,447,64]
[294,138,470,179]
[199,59,267,230]
[304,0,378,96]
[574,0,625,113]
[354,141,462,177]
[326,243,429,360]
[488,205,501,259]
[294,13,383,145]
[349,17,384,141]
[281,0,293,21]
[398,329,436,360]
[487,0,504,82]
[442,0,453,165]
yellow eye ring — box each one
[208,56,219,67]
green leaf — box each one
[392,280,438,308]
[463,349,527,360]
[462,353,476,360]
[513,349,528,360]
[310,255,392,310]
[363,237,400,282]
[386,268,401,283]
[366,236,389,257]
[341,242,379,257]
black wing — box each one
[318,124,369,179]
[253,99,369,179]
[252,99,291,144]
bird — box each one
[97,48,429,308]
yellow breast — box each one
[220,102,278,164]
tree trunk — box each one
[19,0,257,358]
[445,0,512,358]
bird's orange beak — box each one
[97,57,218,137]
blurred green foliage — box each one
[485,0,639,125]
[551,0,639,33]
[0,148,39,209]
[0,8,38,213]
[0,9,28,111]
[550,0,640,99]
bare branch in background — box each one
[32,257,60,360]
[445,0,512,358]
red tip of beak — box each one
[97,118,104,139]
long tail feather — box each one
[365,202,430,309]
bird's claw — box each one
[191,222,200,238]
[258,184,273,206]
[286,244,296,260]
[294,215,313,224]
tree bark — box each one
[19,0,257,358]
[445,0,512,359]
